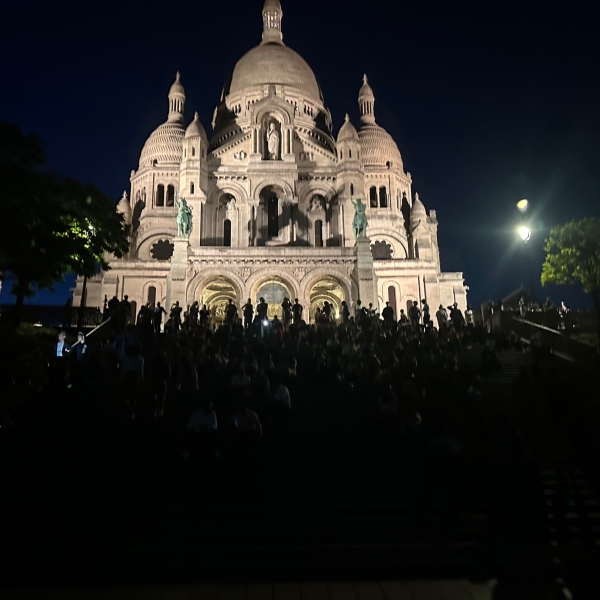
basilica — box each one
[74,0,468,321]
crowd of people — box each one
[38,288,600,475]
[44,292,536,465]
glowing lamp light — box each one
[518,226,531,242]
[517,199,529,212]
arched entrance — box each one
[308,278,345,322]
[255,278,294,319]
[198,277,237,323]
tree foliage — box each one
[541,217,600,336]
[0,122,130,309]
[541,217,600,293]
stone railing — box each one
[493,312,598,367]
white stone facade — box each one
[74,0,467,321]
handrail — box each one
[507,316,597,366]
[70,316,112,348]
[512,317,593,346]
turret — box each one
[168,72,185,123]
[337,114,364,246]
[180,112,208,196]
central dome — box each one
[228,43,322,103]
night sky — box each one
[1,0,598,309]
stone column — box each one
[166,236,189,310]
[353,237,378,309]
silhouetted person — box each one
[408,301,420,329]
[382,301,394,324]
[242,299,254,330]
[292,298,303,324]
[153,302,167,333]
[50,330,71,389]
[341,300,350,323]
[281,298,292,330]
[170,301,182,331]
[199,304,210,329]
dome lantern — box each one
[358,74,376,125]
[262,0,283,45]
[168,71,186,123]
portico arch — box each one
[188,269,244,306]
[301,271,352,322]
[190,273,243,324]
[246,268,299,304]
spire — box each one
[358,74,376,125]
[262,0,283,45]
[168,71,185,123]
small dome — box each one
[411,193,427,224]
[169,71,185,97]
[228,43,322,103]
[185,112,207,139]
[117,191,132,223]
[337,114,359,142]
[358,123,403,170]
[139,121,185,168]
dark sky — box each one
[1,0,599,308]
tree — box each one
[0,122,130,323]
[541,217,600,339]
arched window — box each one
[192,147,196,157]
[147,286,156,307]
[267,195,279,238]
[315,220,323,247]
[190,182,195,194]
[156,184,165,207]
[348,148,352,158]
[340,150,343,159]
[387,286,397,318]
[369,186,378,208]
[350,183,354,196]
[166,185,175,207]
[223,219,232,247]
[414,241,420,259]
[379,186,388,208]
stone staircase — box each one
[3,356,598,592]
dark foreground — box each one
[2,342,599,598]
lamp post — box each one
[518,225,533,304]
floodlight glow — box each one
[517,199,529,212]
[518,226,531,242]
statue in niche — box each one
[309,196,325,212]
[175,197,193,238]
[351,197,368,239]
[266,122,280,160]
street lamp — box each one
[517,225,533,302]
[518,225,531,243]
